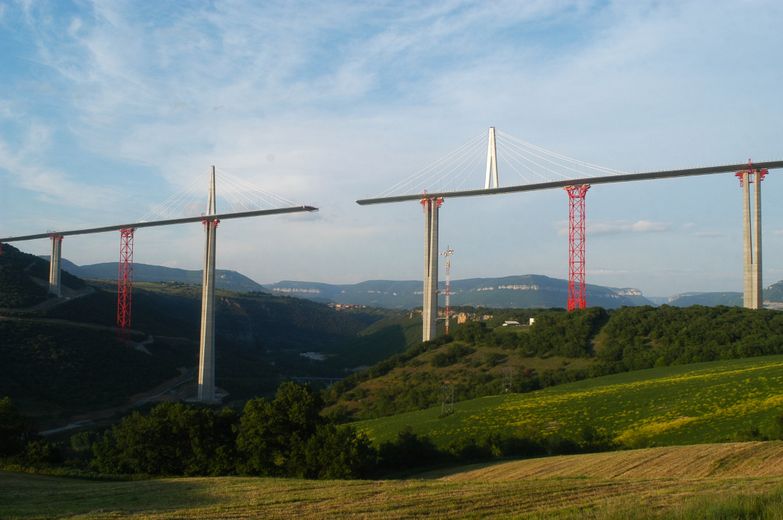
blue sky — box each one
[0,0,782,297]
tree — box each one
[378,427,441,470]
[237,382,324,476]
[0,397,35,458]
[301,424,375,479]
[92,403,238,475]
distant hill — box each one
[667,292,743,307]
[268,275,652,309]
[666,282,783,307]
[764,280,783,303]
[56,259,265,293]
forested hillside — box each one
[59,259,265,293]
[0,244,414,423]
[0,320,189,425]
[0,244,85,308]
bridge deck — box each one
[356,161,783,205]
[0,206,318,243]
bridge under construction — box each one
[1,129,781,392]
[0,167,317,402]
[357,128,783,341]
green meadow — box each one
[355,354,783,447]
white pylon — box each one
[484,126,499,189]
[198,166,218,402]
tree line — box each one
[0,388,621,478]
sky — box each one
[0,0,782,297]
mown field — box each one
[4,442,783,519]
[438,441,783,481]
[355,354,783,447]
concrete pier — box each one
[198,167,218,402]
[48,235,62,296]
[753,170,763,309]
[742,171,752,308]
[739,168,764,310]
[422,197,441,342]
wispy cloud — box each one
[593,220,670,235]
[589,268,630,275]
[557,219,671,236]
[0,121,117,209]
[692,230,726,238]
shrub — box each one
[378,428,441,470]
[0,397,36,458]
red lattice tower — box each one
[117,228,135,329]
[565,185,590,311]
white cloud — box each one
[67,17,82,37]
[0,101,13,119]
[0,122,118,209]
[693,230,726,238]
[557,219,671,236]
[588,268,630,275]
[591,220,671,235]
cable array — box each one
[373,132,487,197]
[215,168,296,212]
[139,167,298,222]
[371,129,629,198]
[139,182,205,221]
[496,131,628,185]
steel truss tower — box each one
[117,228,134,329]
[565,184,590,311]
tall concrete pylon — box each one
[741,171,752,308]
[738,164,766,310]
[48,234,63,296]
[198,166,218,401]
[421,196,442,342]
[753,169,763,308]
[484,127,499,189]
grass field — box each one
[3,442,783,519]
[437,441,783,481]
[354,355,783,447]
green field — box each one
[4,442,783,518]
[355,355,783,447]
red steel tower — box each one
[117,228,135,329]
[565,185,590,311]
